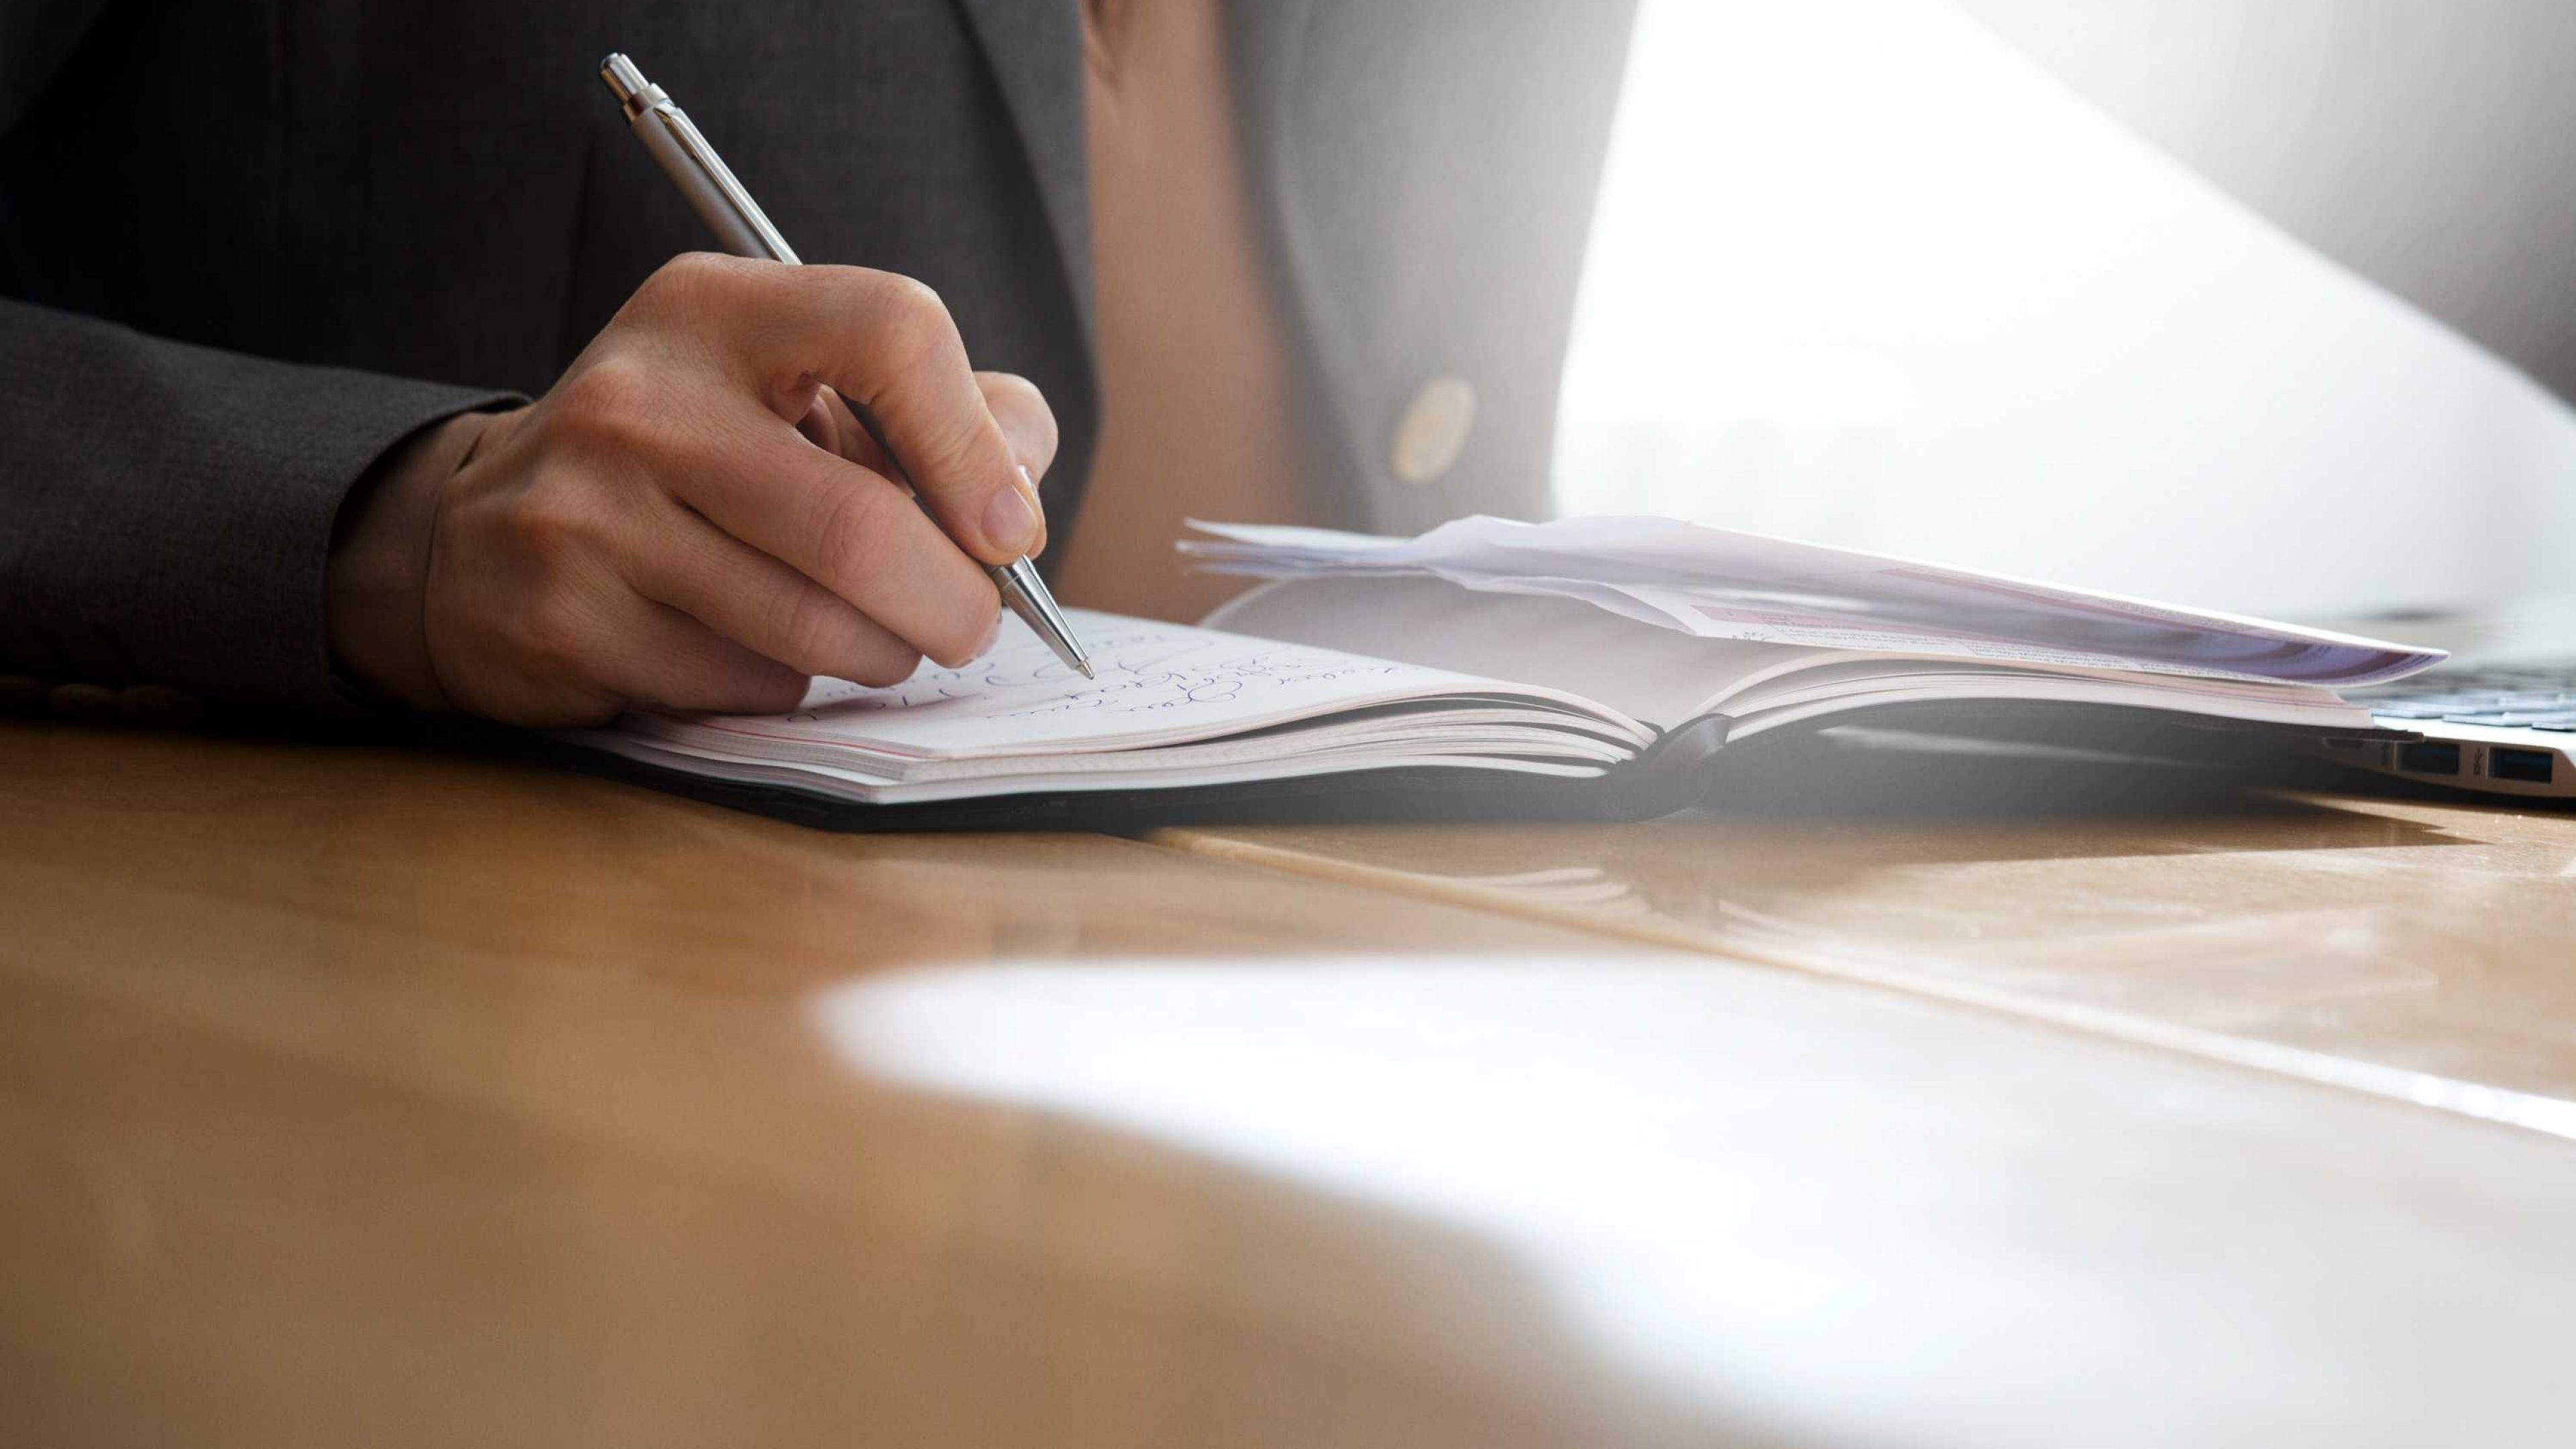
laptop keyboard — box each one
[2349,662,2576,729]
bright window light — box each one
[1553,0,2576,620]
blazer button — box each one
[1390,376,1476,486]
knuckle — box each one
[551,360,659,453]
[513,487,605,564]
[869,270,945,319]
[639,250,735,310]
[863,272,958,362]
[771,587,849,672]
[810,482,900,586]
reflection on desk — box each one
[1161,788,2576,1138]
[7,722,2575,1448]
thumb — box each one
[975,372,1059,558]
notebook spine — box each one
[1598,714,1733,820]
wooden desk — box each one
[5,722,2574,1447]
[1165,788,2576,1138]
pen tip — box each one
[1077,661,1096,680]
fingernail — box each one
[983,476,1038,555]
[1017,464,1049,552]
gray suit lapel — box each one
[951,0,1093,343]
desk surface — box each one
[1162,786,2576,1138]
[5,722,2574,1448]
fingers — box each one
[672,423,1003,667]
[624,500,934,686]
[977,371,1060,488]
[800,376,1055,560]
[805,374,1053,481]
[591,599,816,715]
[677,255,1039,562]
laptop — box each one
[2323,594,2576,800]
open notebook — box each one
[566,516,2441,826]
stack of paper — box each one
[1182,516,2442,689]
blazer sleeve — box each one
[0,1,519,714]
[0,300,520,714]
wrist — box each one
[325,408,504,711]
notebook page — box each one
[619,610,1648,763]
[1205,575,1801,728]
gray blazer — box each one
[0,0,1633,714]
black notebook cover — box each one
[462,703,2411,834]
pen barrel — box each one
[991,557,1090,674]
[626,105,799,264]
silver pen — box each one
[598,52,1093,680]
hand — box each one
[325,252,1059,726]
